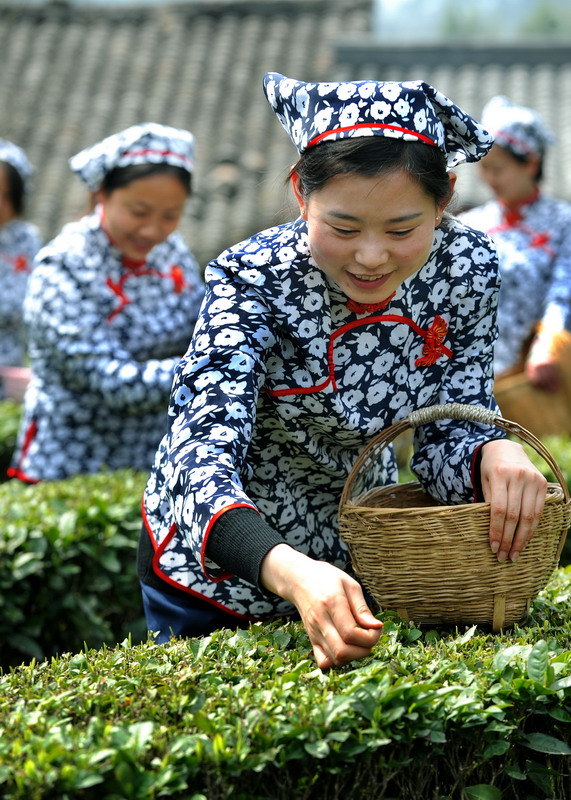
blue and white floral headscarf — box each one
[481,95,555,158]
[263,73,493,168]
[0,139,35,192]
[69,122,195,191]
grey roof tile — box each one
[1,1,570,267]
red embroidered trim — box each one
[487,190,552,253]
[14,255,29,272]
[6,467,40,484]
[106,276,132,320]
[122,148,192,167]
[106,264,186,319]
[170,265,186,293]
[199,502,260,580]
[0,252,30,272]
[346,291,396,314]
[307,123,437,150]
[265,313,452,397]
[122,255,147,270]
[141,496,259,619]
[7,420,39,483]
[470,442,485,504]
[415,315,449,367]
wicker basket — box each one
[338,403,571,632]
[494,328,571,438]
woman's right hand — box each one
[260,543,383,670]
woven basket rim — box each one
[343,480,566,515]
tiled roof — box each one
[0,0,371,267]
[2,1,570,267]
[334,37,571,211]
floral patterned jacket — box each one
[9,209,204,481]
[460,193,571,373]
[0,219,42,366]
[143,216,502,619]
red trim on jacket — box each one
[486,190,554,256]
[6,466,40,484]
[470,442,485,504]
[199,502,260,580]
[7,420,39,483]
[142,497,260,618]
[266,313,452,397]
[106,264,186,321]
[0,252,31,272]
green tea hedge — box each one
[523,435,571,566]
[1,568,570,800]
[0,470,147,668]
[0,400,22,480]
[0,424,569,670]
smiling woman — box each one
[137,74,548,671]
[8,123,204,482]
[0,139,42,381]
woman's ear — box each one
[436,171,457,223]
[290,172,307,220]
[526,153,541,182]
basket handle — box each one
[339,402,571,508]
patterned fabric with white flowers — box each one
[142,215,502,620]
[0,140,35,192]
[481,96,555,158]
[70,123,195,191]
[0,219,42,366]
[460,194,571,373]
[262,72,494,166]
[9,209,204,482]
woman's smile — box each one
[347,272,393,290]
[293,168,448,305]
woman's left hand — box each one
[480,439,547,562]
[526,333,561,392]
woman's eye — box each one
[390,228,414,238]
[332,226,356,235]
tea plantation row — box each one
[1,400,570,798]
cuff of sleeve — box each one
[471,438,505,503]
[206,507,285,588]
[471,443,485,503]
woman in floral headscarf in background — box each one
[139,74,547,670]
[9,123,204,482]
[460,96,571,395]
[0,139,42,389]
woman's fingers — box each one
[301,574,382,668]
[506,481,546,560]
[260,545,382,669]
[481,440,547,561]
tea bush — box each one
[0,470,147,667]
[0,400,21,480]
[522,435,571,565]
[0,568,570,800]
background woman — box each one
[0,139,42,383]
[9,123,204,482]
[139,76,546,669]
[459,96,571,392]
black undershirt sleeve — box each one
[205,508,285,588]
[137,507,285,595]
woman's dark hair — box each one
[100,163,192,196]
[499,144,544,183]
[290,136,452,207]
[0,160,25,216]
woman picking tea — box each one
[139,75,547,669]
